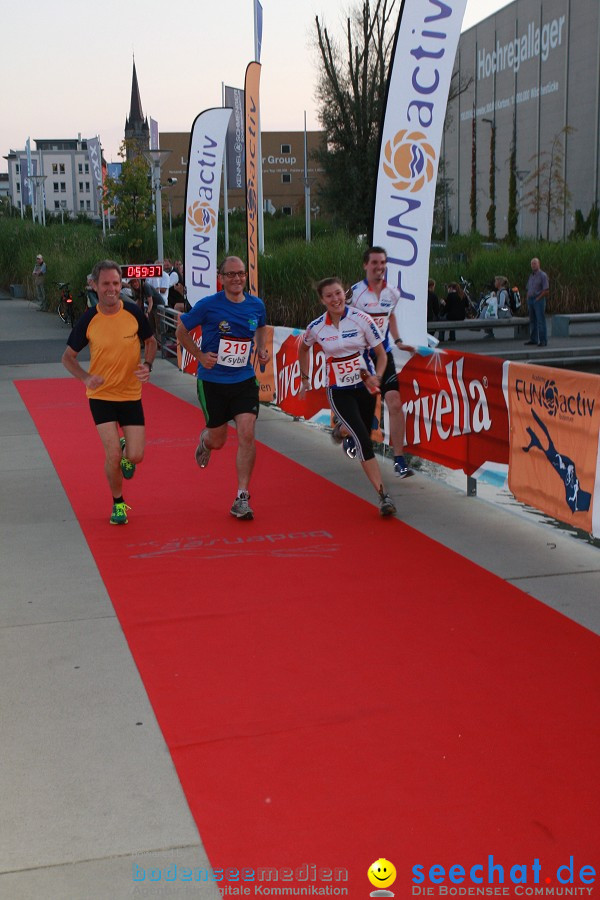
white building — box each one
[4,136,103,219]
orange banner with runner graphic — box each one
[507,364,600,534]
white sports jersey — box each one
[302,307,383,388]
[347,279,400,351]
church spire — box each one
[128,59,144,124]
[124,57,149,160]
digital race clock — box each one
[120,264,163,279]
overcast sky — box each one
[1,0,511,168]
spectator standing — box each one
[85,273,99,308]
[524,257,550,346]
[439,282,468,342]
[32,254,46,306]
[427,278,440,334]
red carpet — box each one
[17,378,600,896]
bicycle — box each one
[458,276,479,319]
[57,282,77,328]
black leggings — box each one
[327,384,376,462]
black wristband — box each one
[144,360,153,372]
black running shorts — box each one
[380,351,400,397]
[89,398,145,426]
[197,376,260,429]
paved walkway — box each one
[1,294,599,899]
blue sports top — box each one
[180,290,267,383]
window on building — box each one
[60,182,66,192]
[15,164,20,174]
[86,200,91,210]
[79,182,84,192]
[281,144,291,154]
[281,173,291,184]
[52,164,58,174]
[60,200,67,209]
[59,164,65,174]
[80,200,84,210]
[54,201,60,210]
[85,181,90,192]
[85,164,89,174]
[17,200,21,209]
[282,206,292,216]
[16,183,20,193]
[78,164,83,174]
[54,182,59,192]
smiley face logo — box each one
[368,858,397,890]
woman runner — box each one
[298,277,397,517]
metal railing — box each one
[155,305,180,361]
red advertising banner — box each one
[397,347,509,475]
[244,62,261,298]
[508,363,600,535]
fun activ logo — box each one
[187,200,217,232]
[382,129,436,193]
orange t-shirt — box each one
[67,301,153,400]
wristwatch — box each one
[144,360,153,372]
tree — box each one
[482,118,496,241]
[524,126,574,241]
[506,113,518,243]
[313,0,399,232]
[469,105,477,233]
[103,141,154,252]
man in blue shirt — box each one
[176,257,269,520]
[524,257,550,346]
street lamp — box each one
[143,149,172,261]
[29,174,47,226]
[164,176,177,233]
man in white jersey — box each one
[346,246,413,478]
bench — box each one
[427,317,530,339]
[551,313,600,337]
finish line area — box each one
[1,349,599,898]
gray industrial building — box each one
[443,0,600,240]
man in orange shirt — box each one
[62,259,157,525]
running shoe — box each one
[194,432,211,468]
[110,501,131,525]
[331,423,345,445]
[343,436,357,459]
[119,437,136,480]
[393,456,413,479]
[379,493,396,517]
[230,491,254,520]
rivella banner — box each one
[183,108,232,370]
[373,0,468,347]
[244,61,261,297]
[398,346,509,475]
